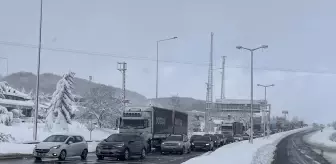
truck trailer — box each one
[118,106,188,151]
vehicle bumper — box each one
[191,145,211,150]
[96,148,125,157]
[161,146,183,152]
[33,149,62,158]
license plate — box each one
[37,153,45,156]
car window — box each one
[74,136,83,143]
[106,134,136,142]
[67,137,75,143]
[43,135,69,142]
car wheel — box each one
[140,148,146,159]
[35,157,42,161]
[58,150,66,161]
[180,147,185,155]
[120,149,130,161]
[97,155,104,160]
[81,149,88,160]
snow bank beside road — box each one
[183,127,310,164]
[305,127,336,149]
[0,121,117,143]
[0,143,35,155]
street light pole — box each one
[155,37,178,99]
[33,0,43,141]
[236,45,268,144]
[257,84,274,138]
[0,57,8,76]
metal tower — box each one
[117,62,127,109]
[220,56,226,100]
[205,32,214,132]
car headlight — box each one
[191,143,194,145]
[178,143,181,146]
[51,145,61,149]
[206,143,210,145]
[115,143,124,147]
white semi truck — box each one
[118,106,188,151]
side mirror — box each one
[103,139,107,142]
[68,141,73,145]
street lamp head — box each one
[236,46,243,49]
[172,37,178,39]
[261,45,268,49]
[270,84,275,87]
[257,84,261,86]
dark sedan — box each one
[190,136,214,151]
[204,134,221,148]
[96,133,147,161]
[214,134,226,146]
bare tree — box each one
[80,85,123,128]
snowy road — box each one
[273,130,330,164]
[0,151,205,164]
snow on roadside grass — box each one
[0,121,117,156]
[305,127,336,149]
[183,127,310,164]
[0,142,99,156]
[0,143,35,155]
[0,121,117,143]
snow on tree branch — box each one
[45,71,76,131]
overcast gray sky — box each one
[0,0,335,124]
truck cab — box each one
[119,107,153,151]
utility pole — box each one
[220,56,226,100]
[205,83,210,132]
[117,62,127,110]
[33,0,43,141]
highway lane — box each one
[272,130,330,164]
[0,151,206,164]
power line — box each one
[1,40,336,75]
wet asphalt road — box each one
[0,151,206,164]
[272,129,330,164]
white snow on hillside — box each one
[183,127,310,164]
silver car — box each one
[33,134,88,161]
[161,134,191,155]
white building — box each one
[0,82,34,117]
[210,98,267,129]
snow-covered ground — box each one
[305,127,336,149]
[183,127,310,164]
[304,127,336,164]
[0,121,117,155]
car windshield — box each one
[190,135,201,141]
[120,119,146,129]
[43,135,69,142]
[106,134,136,142]
[165,135,183,141]
[193,136,210,141]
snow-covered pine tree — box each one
[45,72,76,131]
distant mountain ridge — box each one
[1,72,206,112]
